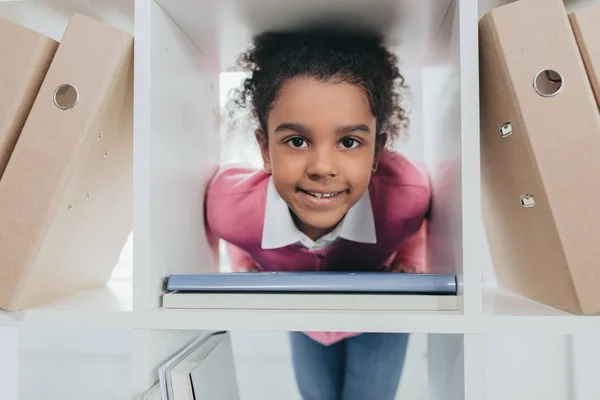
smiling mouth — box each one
[297,188,348,199]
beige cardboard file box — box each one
[0,18,58,179]
[570,2,600,110]
[0,13,133,311]
[479,0,600,315]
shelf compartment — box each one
[134,0,479,315]
[132,329,465,400]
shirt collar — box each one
[261,177,377,250]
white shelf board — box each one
[0,279,132,328]
[134,284,599,334]
[477,283,600,335]
[479,0,600,18]
[475,315,600,335]
[483,283,574,317]
[2,279,598,334]
[133,307,464,333]
[154,0,454,70]
[0,0,133,40]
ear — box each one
[254,129,271,173]
[373,132,388,170]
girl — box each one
[205,24,431,400]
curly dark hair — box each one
[227,24,410,149]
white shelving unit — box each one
[1,0,600,399]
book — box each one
[154,332,240,400]
[166,272,457,294]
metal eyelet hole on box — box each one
[520,194,536,208]
[53,83,79,110]
[500,122,513,138]
[533,69,564,97]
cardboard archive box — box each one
[0,13,133,311]
[570,2,600,110]
[0,18,58,179]
[479,0,600,315]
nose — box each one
[306,146,338,179]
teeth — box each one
[307,191,339,199]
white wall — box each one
[482,334,600,400]
[0,328,18,400]
[483,334,570,400]
[571,334,600,400]
[18,328,131,400]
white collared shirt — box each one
[261,177,377,251]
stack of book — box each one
[142,331,240,400]
[162,272,459,311]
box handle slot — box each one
[533,69,564,97]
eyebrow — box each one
[274,123,309,135]
[335,124,371,135]
[274,123,371,135]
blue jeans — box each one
[289,332,410,400]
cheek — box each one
[342,152,375,187]
[268,146,304,182]
[352,167,374,193]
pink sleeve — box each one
[226,242,261,272]
[383,219,428,273]
[372,152,431,273]
[203,166,268,272]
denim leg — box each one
[341,333,410,400]
[289,332,345,400]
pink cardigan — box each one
[205,150,432,345]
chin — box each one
[296,210,346,231]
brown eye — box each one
[286,137,308,148]
[340,138,359,149]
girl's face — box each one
[256,77,383,240]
